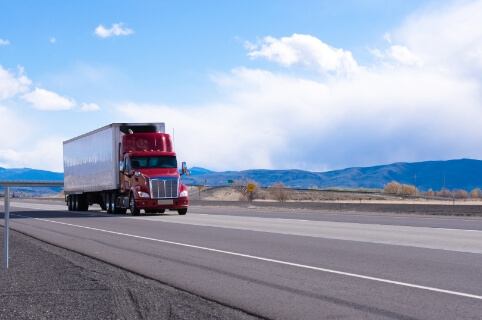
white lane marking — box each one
[11,213,482,301]
[130,214,482,254]
[4,201,68,211]
[5,201,482,253]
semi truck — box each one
[63,123,189,215]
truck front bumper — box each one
[135,198,189,210]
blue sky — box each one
[1,0,482,173]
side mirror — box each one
[181,162,188,175]
[119,161,124,172]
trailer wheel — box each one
[72,195,78,211]
[129,195,140,216]
[67,195,73,211]
[178,208,187,215]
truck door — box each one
[121,156,132,193]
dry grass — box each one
[190,186,482,206]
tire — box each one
[73,195,78,211]
[108,193,116,214]
[129,195,140,216]
[106,193,112,213]
[178,208,187,215]
[67,195,73,211]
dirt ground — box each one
[190,186,482,204]
[43,187,482,216]
[189,186,482,216]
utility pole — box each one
[414,174,417,195]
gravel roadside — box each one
[0,228,262,320]
[190,200,482,216]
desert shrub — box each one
[384,181,400,194]
[269,182,290,202]
[436,189,451,198]
[453,189,469,199]
[470,188,481,198]
[400,184,417,195]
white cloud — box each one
[81,102,100,111]
[390,0,482,73]
[372,45,424,67]
[21,88,76,111]
[0,65,31,100]
[115,60,482,171]
[383,33,392,44]
[247,33,359,74]
[0,105,31,149]
[95,23,134,38]
[388,45,423,67]
[50,37,56,44]
[0,137,65,172]
[115,0,482,171]
[0,38,10,45]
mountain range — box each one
[1,159,482,195]
[0,167,63,195]
[182,159,482,192]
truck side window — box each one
[125,157,131,172]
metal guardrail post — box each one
[1,180,64,269]
[4,186,10,268]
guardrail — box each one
[1,180,64,269]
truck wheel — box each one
[178,208,187,215]
[107,193,115,214]
[67,195,73,211]
[111,193,117,213]
[106,193,112,213]
[73,195,79,211]
[129,196,140,216]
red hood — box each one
[136,167,180,179]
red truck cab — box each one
[119,132,189,215]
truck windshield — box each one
[131,156,177,169]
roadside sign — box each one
[197,185,203,190]
[247,183,255,192]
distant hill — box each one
[2,159,482,195]
[0,167,63,196]
[182,159,482,192]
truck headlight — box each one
[137,191,150,198]
[180,190,188,197]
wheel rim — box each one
[110,194,116,213]
[130,197,135,212]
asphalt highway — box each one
[2,200,482,319]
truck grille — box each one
[150,179,179,199]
